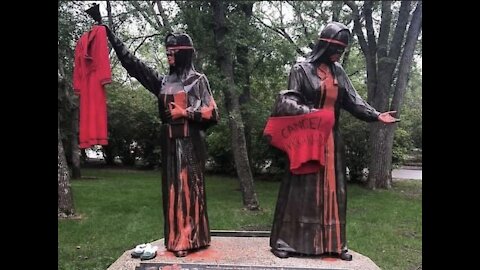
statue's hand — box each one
[169,102,187,120]
[378,111,400,124]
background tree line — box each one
[58,1,422,215]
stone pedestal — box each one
[107,232,380,270]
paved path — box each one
[392,168,422,180]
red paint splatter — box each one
[322,256,340,262]
[160,264,182,270]
[168,185,175,247]
[174,168,192,251]
[158,248,220,260]
[200,97,216,119]
[185,247,221,260]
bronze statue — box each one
[267,22,398,261]
[103,26,219,257]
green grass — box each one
[58,169,421,270]
[347,181,422,270]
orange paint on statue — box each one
[323,153,328,248]
[333,189,341,253]
[328,193,333,252]
[325,130,337,192]
[174,168,192,251]
[175,222,192,250]
[317,62,342,253]
[168,185,175,247]
[317,64,338,110]
[172,92,187,109]
[174,212,185,249]
[195,195,200,229]
[314,172,321,252]
[203,215,209,237]
[201,97,216,119]
[324,132,338,252]
[162,247,219,260]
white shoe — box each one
[140,245,158,260]
[131,243,148,258]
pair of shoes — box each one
[131,243,158,260]
[339,251,352,261]
[140,245,158,260]
[271,249,289,259]
[131,243,147,258]
[174,250,188,257]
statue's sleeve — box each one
[272,64,311,117]
[107,29,163,96]
[271,90,311,117]
[338,64,380,122]
[186,75,219,129]
[287,64,304,93]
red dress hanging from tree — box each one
[73,25,112,149]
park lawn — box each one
[58,168,421,270]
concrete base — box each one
[107,235,380,270]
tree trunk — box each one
[212,0,259,210]
[58,59,75,216]
[367,124,392,189]
[380,2,422,188]
[367,2,422,189]
[70,105,81,179]
[236,3,254,173]
[58,117,75,217]
[346,1,421,189]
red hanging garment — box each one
[73,25,112,149]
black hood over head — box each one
[306,22,350,64]
[165,33,196,74]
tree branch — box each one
[348,69,361,77]
[252,52,270,71]
[377,1,392,60]
[126,33,163,55]
[156,1,172,32]
[363,1,377,60]
[133,37,150,56]
[341,41,352,68]
[149,1,163,30]
[345,1,369,57]
[390,1,422,115]
[130,33,163,40]
[332,0,343,22]
[311,1,327,20]
[276,2,285,29]
[252,14,305,57]
[345,0,376,103]
[388,1,412,61]
[286,1,310,38]
[131,1,158,31]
